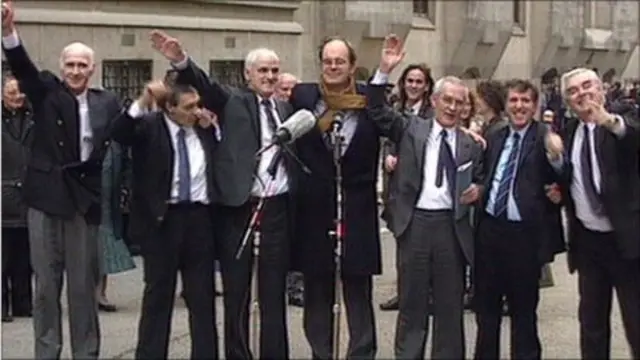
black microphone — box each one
[256,109,316,157]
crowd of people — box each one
[2,1,640,359]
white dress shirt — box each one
[3,30,94,162]
[128,102,209,204]
[251,96,289,197]
[313,100,358,156]
[415,121,457,210]
[569,119,626,232]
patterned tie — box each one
[493,132,521,217]
[177,128,191,202]
[261,99,278,134]
[435,129,456,197]
[580,125,603,214]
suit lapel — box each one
[413,118,433,171]
[516,123,536,170]
[455,128,472,166]
[242,92,261,143]
[487,127,509,185]
[566,118,579,160]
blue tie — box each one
[493,132,521,217]
[177,128,191,202]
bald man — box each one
[2,3,122,358]
[275,73,298,101]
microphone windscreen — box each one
[279,109,317,142]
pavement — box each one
[1,228,632,359]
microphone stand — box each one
[235,144,310,358]
[328,119,345,360]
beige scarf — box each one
[317,78,367,132]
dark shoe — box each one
[379,295,399,311]
[98,302,117,312]
[12,310,32,318]
[2,314,13,322]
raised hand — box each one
[2,1,15,35]
[149,30,186,63]
[544,131,564,161]
[379,34,405,74]
[138,80,167,109]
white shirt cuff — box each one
[127,101,147,118]
[213,123,222,141]
[609,114,626,137]
[171,56,189,71]
[370,70,389,85]
[2,30,20,49]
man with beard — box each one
[2,3,122,358]
[288,36,382,358]
[2,75,34,323]
[149,30,295,359]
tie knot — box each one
[440,129,448,139]
[178,127,186,138]
[261,99,272,109]
[512,132,521,141]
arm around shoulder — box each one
[366,70,408,143]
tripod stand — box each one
[328,120,346,360]
[235,144,309,358]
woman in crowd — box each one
[97,141,136,312]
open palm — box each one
[380,34,405,73]
[150,30,186,63]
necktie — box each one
[493,132,521,217]
[435,129,456,197]
[177,128,191,202]
[580,125,603,214]
[261,99,278,134]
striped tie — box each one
[493,132,521,217]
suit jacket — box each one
[2,42,121,224]
[289,82,382,276]
[366,83,484,265]
[559,113,640,271]
[110,109,218,249]
[172,60,295,207]
[480,121,565,264]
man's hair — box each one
[244,48,279,71]
[59,42,95,69]
[504,79,539,103]
[318,36,357,65]
[559,67,600,98]
[164,84,197,109]
[475,80,506,115]
[432,76,467,96]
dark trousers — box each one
[2,227,32,316]
[395,210,466,360]
[303,273,377,359]
[136,204,217,360]
[473,214,542,360]
[216,194,290,360]
[574,223,640,360]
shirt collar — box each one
[431,119,456,140]
[509,122,531,139]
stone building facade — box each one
[2,0,638,99]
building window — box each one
[413,0,435,23]
[513,0,525,29]
[594,0,613,29]
[102,60,152,101]
[209,60,244,87]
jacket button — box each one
[16,181,22,188]
[104,140,110,146]
[157,216,164,222]
[58,141,64,146]
[57,119,63,126]
[80,173,86,178]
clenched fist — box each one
[138,80,167,109]
[544,131,564,161]
[384,155,397,172]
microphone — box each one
[330,111,345,131]
[256,109,316,156]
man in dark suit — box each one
[111,81,219,359]
[557,67,640,359]
[2,75,34,323]
[2,3,121,358]
[473,79,566,360]
[367,35,484,359]
[288,36,382,359]
[149,30,295,359]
